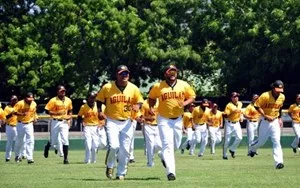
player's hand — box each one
[132,104,140,112]
[278,118,283,128]
[264,115,274,122]
[234,109,241,113]
[98,112,106,120]
[149,107,155,116]
[177,100,184,108]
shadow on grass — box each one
[55,177,161,181]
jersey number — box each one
[124,105,132,112]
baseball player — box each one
[223,92,243,160]
[207,103,223,154]
[189,99,210,157]
[96,65,143,180]
[128,109,143,163]
[14,92,37,164]
[0,103,6,142]
[4,95,18,162]
[180,103,195,154]
[77,92,106,164]
[44,85,73,164]
[249,80,285,169]
[243,94,261,155]
[141,96,162,167]
[288,94,300,153]
[148,64,196,181]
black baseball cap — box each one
[116,65,130,74]
[25,92,34,101]
[57,85,66,92]
[164,64,178,73]
[11,95,18,101]
[271,80,284,93]
[296,94,300,99]
[252,94,259,100]
[87,92,97,98]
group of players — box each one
[0,64,300,181]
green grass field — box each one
[1,148,300,188]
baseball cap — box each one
[296,94,300,99]
[116,65,130,74]
[231,92,240,98]
[11,95,18,101]
[25,92,34,101]
[213,103,218,108]
[164,65,178,73]
[87,92,97,98]
[202,98,210,107]
[252,94,259,100]
[57,85,66,92]
[271,80,284,93]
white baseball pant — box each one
[208,126,222,154]
[157,115,182,176]
[83,126,99,163]
[97,126,107,149]
[129,120,137,161]
[5,125,17,160]
[247,120,259,152]
[50,119,69,150]
[190,124,208,156]
[144,124,162,167]
[250,118,283,166]
[105,118,133,177]
[223,120,242,157]
[290,122,300,149]
[15,122,34,160]
[181,127,194,150]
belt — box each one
[18,121,32,124]
[7,124,17,127]
[264,117,278,121]
[228,121,238,123]
[53,118,65,121]
[249,120,258,122]
[199,123,205,125]
[169,116,181,120]
[117,119,126,122]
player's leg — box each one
[209,127,216,154]
[105,119,120,173]
[117,119,133,178]
[223,121,233,158]
[198,125,208,157]
[144,124,155,166]
[14,123,25,161]
[270,119,283,167]
[84,126,92,163]
[189,125,201,155]
[291,122,300,150]
[5,126,17,161]
[59,121,70,164]
[90,126,99,163]
[24,123,34,163]
[249,119,270,154]
[97,126,107,150]
[129,120,137,163]
[229,122,242,153]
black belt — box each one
[18,121,32,124]
[228,121,238,123]
[249,120,258,122]
[53,118,65,121]
[264,117,278,121]
[170,116,181,120]
[117,119,126,122]
[7,124,16,127]
[199,123,205,125]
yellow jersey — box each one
[206,110,223,127]
[78,103,99,126]
[254,91,285,118]
[0,107,6,120]
[141,99,158,125]
[45,96,73,119]
[14,100,37,123]
[224,101,243,122]
[4,105,18,126]
[149,79,196,119]
[288,103,300,123]
[131,108,142,120]
[244,103,261,121]
[96,81,143,120]
[192,106,209,125]
[183,112,193,128]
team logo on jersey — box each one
[110,95,131,104]
[263,103,282,109]
[161,91,184,101]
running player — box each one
[0,103,6,142]
[4,95,18,162]
[288,94,300,153]
[44,85,73,164]
[207,103,223,154]
[223,92,243,160]
[14,92,37,164]
[249,80,285,169]
[96,65,143,180]
[243,94,260,155]
[128,108,143,163]
[148,64,196,181]
[190,99,210,157]
[180,103,195,154]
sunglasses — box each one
[166,70,177,76]
[119,71,129,76]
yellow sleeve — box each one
[78,105,85,117]
[149,83,160,99]
[96,85,107,103]
[288,105,293,113]
[134,87,144,104]
[224,104,231,116]
[254,94,265,108]
[244,105,251,116]
[45,99,54,111]
[0,108,6,120]
[184,82,196,99]
[14,102,22,113]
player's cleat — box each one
[129,159,135,163]
[198,154,203,157]
[5,158,10,162]
[248,151,257,157]
[292,147,297,154]
[106,167,113,179]
[181,148,184,154]
[116,175,125,180]
[27,160,34,164]
[222,156,228,160]
[55,149,58,155]
[158,151,166,168]
[44,143,50,158]
[229,150,235,158]
[22,156,27,159]
[15,156,21,163]
[276,163,284,169]
[167,173,176,181]
[63,160,69,164]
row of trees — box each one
[1,0,300,100]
